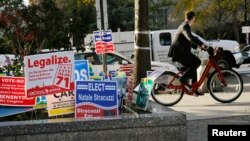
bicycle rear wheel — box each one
[207,69,243,103]
[151,71,184,106]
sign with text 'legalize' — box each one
[0,77,36,106]
[24,52,75,98]
[75,81,118,119]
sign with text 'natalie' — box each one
[75,81,118,119]
[24,52,75,98]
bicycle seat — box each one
[177,66,187,72]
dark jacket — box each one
[168,21,203,61]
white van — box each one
[84,29,243,69]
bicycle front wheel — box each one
[151,71,184,106]
[207,69,243,103]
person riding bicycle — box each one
[168,10,208,96]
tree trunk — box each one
[133,0,151,87]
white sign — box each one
[46,91,75,117]
[24,51,75,98]
[242,26,250,33]
[93,30,113,43]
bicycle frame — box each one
[168,55,227,95]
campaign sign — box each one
[135,78,154,110]
[95,42,115,54]
[113,77,127,112]
[0,77,25,96]
[75,81,118,119]
[47,91,75,117]
[93,29,112,43]
[127,76,134,102]
[24,51,75,98]
[0,77,36,106]
[33,96,47,109]
[75,60,89,80]
[93,30,114,54]
[0,106,34,118]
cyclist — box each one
[168,10,208,96]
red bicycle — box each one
[151,47,243,106]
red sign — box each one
[24,52,75,98]
[53,64,72,90]
[95,41,115,54]
[0,77,25,96]
[127,76,134,102]
[0,77,36,106]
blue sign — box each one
[0,106,34,118]
[93,30,112,43]
[112,77,127,112]
[109,70,117,77]
[75,60,90,80]
[75,81,118,118]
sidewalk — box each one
[169,91,250,120]
[166,71,250,141]
[168,70,250,120]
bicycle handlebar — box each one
[206,47,214,56]
[200,46,214,56]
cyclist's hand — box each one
[200,44,208,51]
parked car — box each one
[241,45,250,64]
[74,50,177,76]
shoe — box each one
[194,91,205,96]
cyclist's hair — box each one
[185,10,195,21]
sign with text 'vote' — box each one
[0,77,36,106]
[75,81,118,119]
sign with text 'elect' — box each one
[75,81,118,119]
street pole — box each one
[96,0,108,75]
[133,0,151,87]
[245,0,248,25]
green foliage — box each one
[107,0,134,31]
[70,0,96,51]
[149,0,176,29]
[4,56,24,77]
[173,0,249,42]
